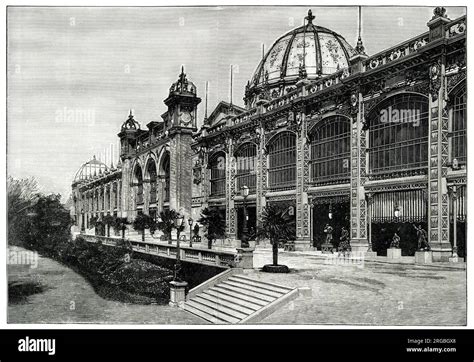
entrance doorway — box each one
[371,221,424,256]
[312,201,350,250]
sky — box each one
[7,6,466,200]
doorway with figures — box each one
[312,197,350,251]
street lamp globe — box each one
[241,185,249,198]
[394,205,400,218]
[174,213,184,228]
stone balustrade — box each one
[80,233,248,269]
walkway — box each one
[8,246,204,324]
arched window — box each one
[268,131,296,189]
[209,152,226,197]
[310,116,350,184]
[134,165,143,205]
[451,84,466,164]
[160,154,170,203]
[368,94,429,175]
[235,143,257,193]
[146,159,157,204]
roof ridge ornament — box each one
[305,9,315,25]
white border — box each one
[1,0,471,330]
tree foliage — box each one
[198,207,226,249]
[156,209,184,243]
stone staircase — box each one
[183,272,299,324]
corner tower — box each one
[162,67,201,220]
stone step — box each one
[192,296,251,319]
[204,289,262,311]
[198,292,257,315]
[222,280,284,298]
[209,286,268,307]
[183,303,224,324]
[228,275,293,294]
[184,300,240,324]
[216,283,277,303]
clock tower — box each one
[162,67,201,221]
[163,66,201,132]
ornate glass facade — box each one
[209,152,226,197]
[267,132,296,189]
[309,116,350,184]
[235,143,257,193]
[451,85,466,164]
[368,94,429,175]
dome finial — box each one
[305,9,315,25]
[129,109,133,118]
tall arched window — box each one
[235,143,257,193]
[133,165,143,205]
[368,94,429,175]
[310,116,350,184]
[268,131,296,189]
[160,154,170,203]
[146,159,157,204]
[209,152,226,197]
[451,84,466,164]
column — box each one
[427,57,451,261]
[295,109,311,251]
[349,92,369,253]
[225,138,237,244]
[143,179,150,215]
[256,123,266,228]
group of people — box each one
[323,224,351,256]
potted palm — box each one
[198,207,226,249]
[257,204,295,273]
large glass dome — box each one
[73,156,109,183]
[245,10,357,106]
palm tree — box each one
[257,204,295,272]
[111,217,129,239]
[156,209,179,243]
[198,207,226,249]
[102,214,115,237]
[132,213,154,242]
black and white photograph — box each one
[6,3,468,331]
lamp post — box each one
[173,213,185,281]
[188,217,194,247]
[241,185,250,248]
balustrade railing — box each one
[448,16,466,38]
[81,233,239,268]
